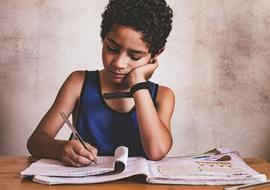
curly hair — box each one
[100,0,173,56]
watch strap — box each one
[130,82,149,97]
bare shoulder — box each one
[65,70,85,88]
[58,70,85,100]
[66,70,85,85]
[156,85,175,105]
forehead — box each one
[106,25,150,52]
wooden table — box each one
[0,156,270,190]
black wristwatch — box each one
[130,82,149,96]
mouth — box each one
[109,70,127,78]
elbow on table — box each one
[26,136,34,156]
[145,144,172,161]
[147,154,165,161]
[27,134,41,157]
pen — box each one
[193,155,231,161]
[59,111,97,165]
[193,155,211,159]
[224,180,270,190]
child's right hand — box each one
[127,59,159,87]
[60,140,98,167]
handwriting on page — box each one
[157,161,250,177]
[21,157,115,177]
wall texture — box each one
[1,0,270,161]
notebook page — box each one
[114,146,128,164]
[113,146,128,173]
[33,157,149,185]
[21,156,115,177]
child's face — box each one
[102,24,152,84]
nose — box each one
[113,53,128,69]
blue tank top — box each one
[76,70,159,157]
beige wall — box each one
[1,0,270,161]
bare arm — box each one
[27,71,97,167]
[128,62,175,160]
[133,85,174,160]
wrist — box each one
[128,73,146,87]
[130,82,149,97]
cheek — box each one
[129,59,150,69]
[102,50,112,67]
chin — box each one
[112,77,125,84]
[111,77,129,86]
[103,69,129,86]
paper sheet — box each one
[21,146,128,177]
[21,157,114,177]
[146,153,267,185]
[33,157,149,185]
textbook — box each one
[20,146,267,185]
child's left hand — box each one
[127,59,159,87]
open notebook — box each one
[21,146,267,185]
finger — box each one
[84,143,98,155]
[77,147,96,162]
[70,150,92,166]
[72,141,86,155]
[66,156,84,167]
[150,61,159,67]
[144,62,158,79]
[70,146,92,165]
[72,141,97,163]
[74,142,95,161]
[84,143,98,160]
[62,155,84,167]
[145,61,158,70]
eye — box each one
[107,45,119,53]
[129,54,141,61]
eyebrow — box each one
[107,37,148,55]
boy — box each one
[27,0,175,167]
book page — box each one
[113,146,128,173]
[114,146,128,164]
[146,153,267,185]
[21,146,129,177]
[33,157,149,185]
[21,157,115,177]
